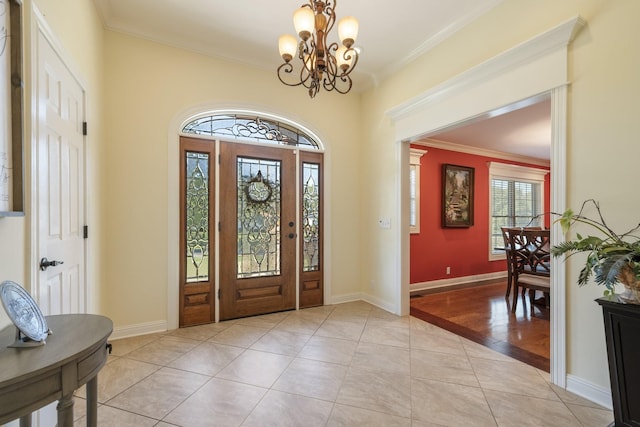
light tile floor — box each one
[72,301,613,426]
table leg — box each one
[86,376,98,427]
[56,394,74,427]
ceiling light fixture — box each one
[277,1,359,98]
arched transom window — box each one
[182,114,320,149]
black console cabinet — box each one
[597,297,640,427]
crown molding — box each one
[376,0,504,82]
[415,138,550,167]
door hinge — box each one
[218,222,221,232]
[218,154,221,164]
[82,122,88,136]
[83,225,88,239]
[218,288,221,299]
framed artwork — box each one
[442,164,474,227]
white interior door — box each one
[35,29,86,317]
[30,22,88,427]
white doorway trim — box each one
[386,16,585,388]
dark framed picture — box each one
[442,164,474,227]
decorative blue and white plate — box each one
[0,281,49,342]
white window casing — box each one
[410,148,428,234]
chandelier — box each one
[277,1,360,98]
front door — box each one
[219,142,296,320]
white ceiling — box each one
[426,99,551,162]
[93,0,550,161]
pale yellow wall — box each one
[102,32,362,327]
[361,0,639,392]
[566,0,640,387]
[0,220,25,328]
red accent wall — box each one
[410,146,550,284]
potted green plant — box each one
[551,198,640,303]
[552,199,640,426]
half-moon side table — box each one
[0,314,113,427]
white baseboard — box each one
[410,271,506,293]
[360,293,398,314]
[329,292,365,305]
[110,294,398,340]
[110,320,168,340]
[566,374,613,410]
[110,277,502,339]
[329,292,397,314]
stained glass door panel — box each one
[179,137,215,326]
[219,142,296,320]
[299,151,323,308]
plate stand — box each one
[8,326,52,348]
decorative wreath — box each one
[245,170,273,203]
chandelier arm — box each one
[325,41,339,69]
[322,42,340,90]
[322,42,351,94]
[301,51,319,91]
[277,62,316,90]
[322,72,341,93]
[323,1,337,37]
[337,46,359,77]
[332,75,353,94]
[299,62,315,90]
[322,76,337,92]
[298,39,317,75]
[277,63,305,87]
[345,47,359,75]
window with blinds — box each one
[490,179,542,250]
[488,162,548,257]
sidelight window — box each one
[302,162,320,272]
[185,152,210,282]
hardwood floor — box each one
[410,280,550,371]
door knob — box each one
[40,257,64,271]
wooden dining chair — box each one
[501,226,543,298]
[501,227,516,298]
[506,228,551,313]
